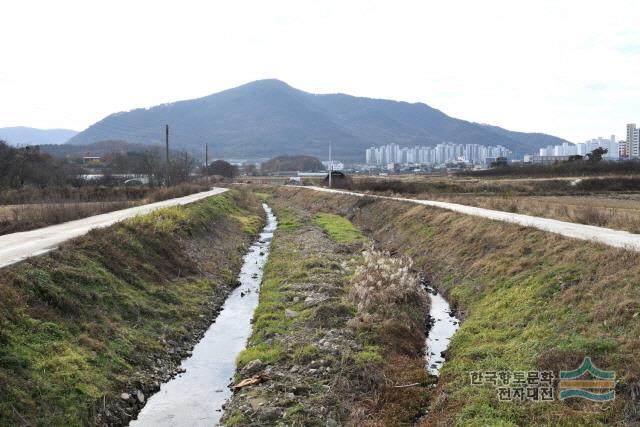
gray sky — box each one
[1,0,639,143]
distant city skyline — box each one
[1,1,639,142]
[365,142,512,166]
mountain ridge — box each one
[68,79,569,161]
[0,127,78,146]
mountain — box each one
[67,79,569,161]
[0,127,78,146]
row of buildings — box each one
[537,136,620,160]
[533,124,640,163]
[365,143,512,166]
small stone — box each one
[326,418,338,427]
[285,309,298,318]
[120,393,131,401]
[257,407,282,421]
[136,390,145,403]
[243,359,264,375]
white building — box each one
[541,136,620,160]
[322,160,344,171]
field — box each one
[0,182,214,235]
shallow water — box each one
[426,287,460,375]
[129,204,276,427]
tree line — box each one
[0,140,241,191]
[0,141,78,189]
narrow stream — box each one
[130,204,276,427]
[426,286,460,375]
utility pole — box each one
[165,125,170,186]
[184,152,189,181]
[205,143,209,167]
[328,140,332,188]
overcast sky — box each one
[1,0,639,142]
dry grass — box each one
[348,248,427,338]
[345,174,640,232]
[344,248,431,426]
[348,174,640,196]
[0,182,212,235]
[0,201,137,234]
[421,193,640,233]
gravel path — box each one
[0,188,228,268]
[307,186,640,251]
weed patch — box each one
[314,212,367,244]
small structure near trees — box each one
[323,171,351,188]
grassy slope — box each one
[0,190,262,426]
[278,187,640,426]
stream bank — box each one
[0,190,263,426]
[129,204,276,427]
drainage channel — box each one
[130,203,277,427]
[426,286,460,375]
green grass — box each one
[353,346,383,366]
[235,233,312,369]
[254,191,272,202]
[0,190,261,426]
[276,207,302,230]
[313,213,367,244]
[236,343,285,366]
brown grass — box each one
[416,193,640,233]
[0,182,212,235]
[340,249,431,426]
